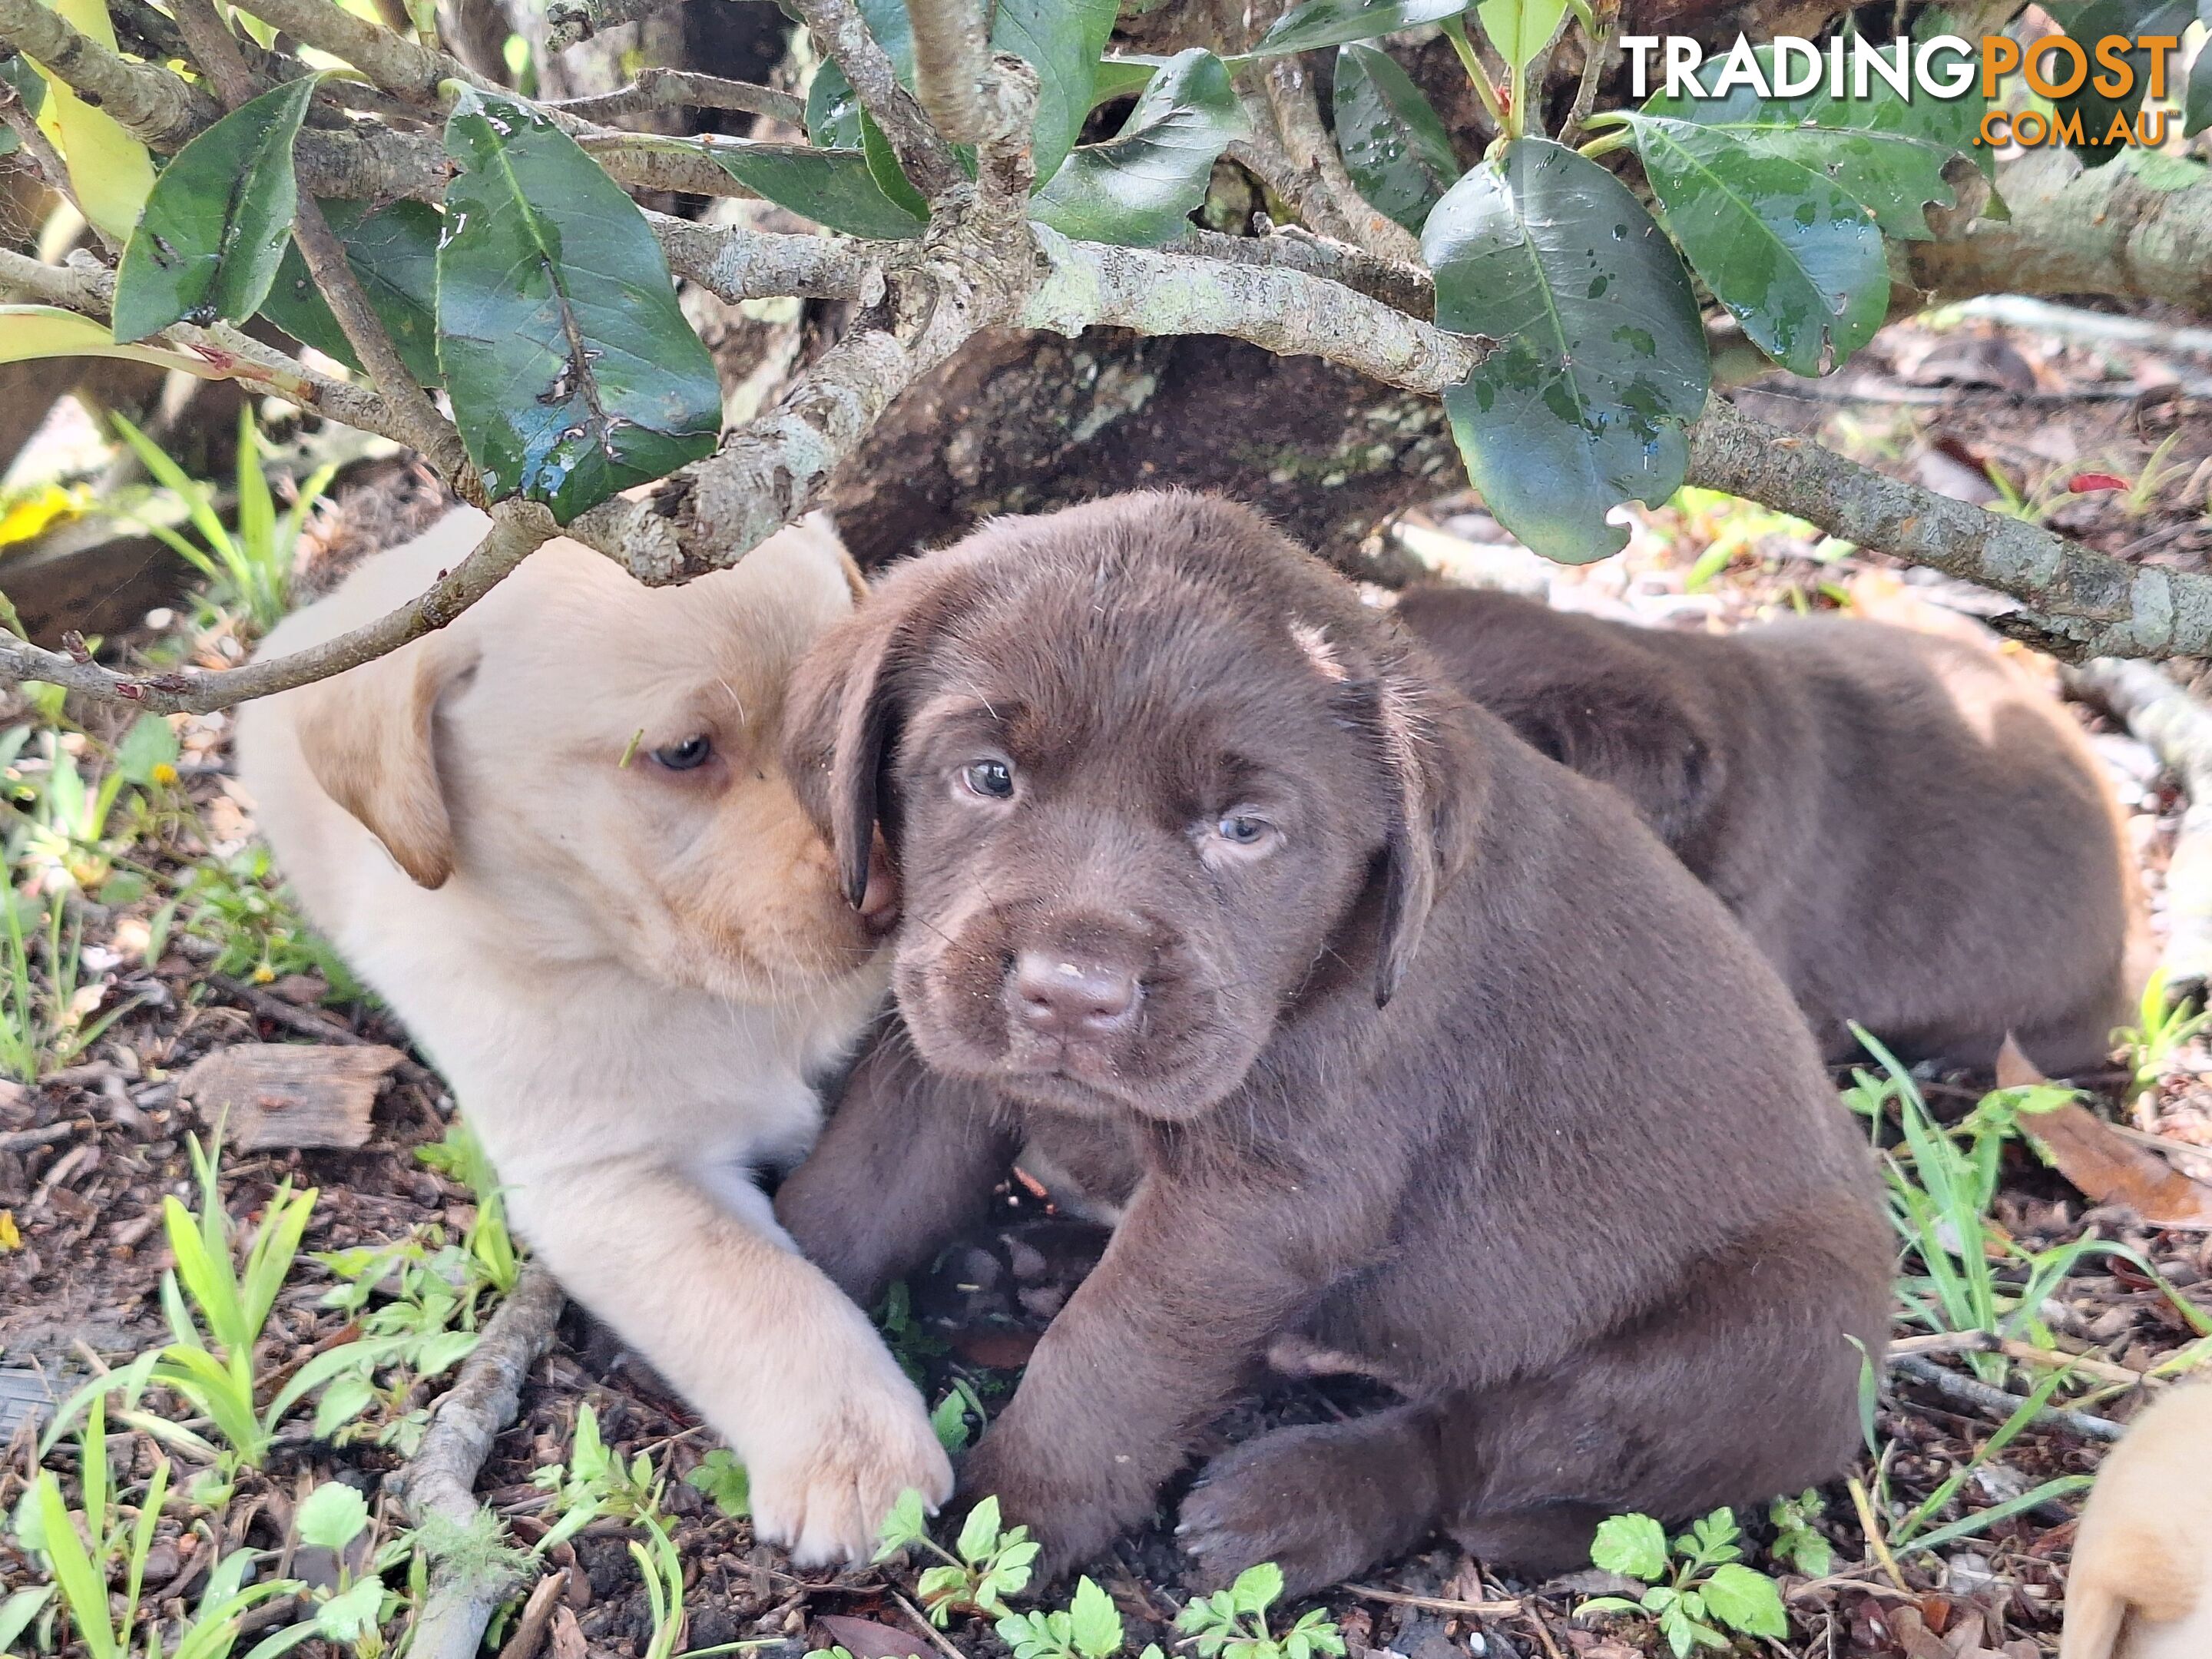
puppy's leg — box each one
[1435,1196,1888,1578]
[1179,1406,1448,1596]
[958,1178,1343,1580]
[776,1022,1018,1306]
[510,1158,952,1565]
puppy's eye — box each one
[651,735,713,772]
[962,759,1015,800]
[1216,813,1271,846]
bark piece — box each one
[178,1041,403,1150]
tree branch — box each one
[647,210,885,304]
[224,0,486,104]
[0,502,554,714]
[541,0,679,54]
[785,0,959,200]
[1174,227,1435,320]
[1260,54,1422,263]
[904,0,990,145]
[1684,396,2212,660]
[548,68,804,127]
[0,0,218,147]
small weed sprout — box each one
[684,1449,750,1518]
[1578,1509,1789,1658]
[876,1490,1040,1624]
[531,1402,666,1552]
[167,844,361,993]
[999,1575,1157,1659]
[1766,1489,1831,1577]
[2112,967,2211,1124]
[413,1120,521,1296]
[1175,1563,1344,1659]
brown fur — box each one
[773,494,1892,1594]
[1392,588,2148,1074]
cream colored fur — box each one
[2062,1380,2212,1659]
[234,508,951,1563]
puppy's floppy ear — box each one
[1368,647,1486,1008]
[783,555,981,909]
[1502,681,1717,853]
[294,633,480,889]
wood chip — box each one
[177,1042,403,1151]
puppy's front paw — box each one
[748,1372,954,1568]
[957,1426,1135,1584]
[1179,1422,1425,1598]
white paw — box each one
[746,1370,954,1565]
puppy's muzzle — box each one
[1012,949,1143,1041]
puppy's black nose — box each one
[1014,950,1141,1038]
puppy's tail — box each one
[2059,1583,2128,1659]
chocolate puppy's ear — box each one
[1371,657,1486,1008]
[782,552,988,909]
[1505,685,1718,853]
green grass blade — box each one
[123,1456,172,1633]
[112,415,236,560]
[164,1196,246,1354]
[81,1391,108,1548]
[1893,1474,2093,1558]
[34,1471,121,1659]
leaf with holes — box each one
[1333,42,1459,233]
[1634,49,1963,240]
[1252,0,1473,55]
[1030,49,1247,245]
[437,86,720,525]
[111,76,317,343]
[260,200,442,386]
[711,142,925,239]
[1423,137,1707,564]
[1624,115,1886,375]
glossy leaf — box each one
[2046,0,2195,166]
[861,108,929,219]
[0,56,41,158]
[713,142,923,237]
[1333,42,1458,233]
[1030,49,1247,246]
[1476,0,1567,71]
[28,0,153,242]
[438,86,720,525]
[806,55,863,147]
[1626,115,1886,376]
[1091,55,1170,106]
[112,76,316,343]
[1638,50,1962,240]
[0,303,232,378]
[260,200,442,386]
[1251,0,1473,56]
[1423,137,1707,564]
[992,0,1121,183]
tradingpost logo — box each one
[1618,31,2191,148]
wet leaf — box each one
[1333,42,1459,233]
[438,85,720,525]
[710,143,924,238]
[111,76,315,343]
[2027,1103,2212,1229]
[1030,49,1247,246]
[260,200,443,387]
[27,0,153,243]
[1625,115,1886,376]
[1476,0,1567,73]
[1637,50,1963,240]
[806,55,863,147]
[1252,0,1473,55]
[1423,137,1708,563]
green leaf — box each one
[0,56,40,157]
[0,1585,55,1652]
[1068,1577,1124,1659]
[35,1472,118,1659]
[710,143,925,239]
[959,1495,1005,1565]
[111,75,318,343]
[1030,49,1247,246]
[1624,114,1886,376]
[1635,51,1962,241]
[992,0,1120,184]
[684,1449,751,1518]
[2189,8,2210,137]
[1589,1512,1670,1581]
[2046,0,2196,165]
[438,86,721,525]
[260,200,444,388]
[296,1482,371,1551]
[1423,137,1708,564]
[1701,1565,1787,1638]
[1475,0,1566,71]
[111,713,177,786]
[806,56,863,147]
[931,1386,973,1452]
[1227,1563,1282,1618]
[861,108,929,220]
[874,1486,932,1560]
[2124,146,2209,192]
[313,1577,385,1644]
[1252,0,1473,55]
[310,1374,377,1439]
[1333,43,1458,233]
[1091,55,1171,106]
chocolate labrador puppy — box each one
[773,495,1891,1594]
[1394,588,2146,1075]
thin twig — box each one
[0,0,218,145]
[1557,0,1619,148]
[1887,1330,2155,1390]
[0,1122,88,1154]
[1174,226,1434,317]
[1259,54,1420,262]
[1891,1353,2126,1441]
[889,1592,970,1659]
[1341,1584,1522,1617]
[785,0,959,199]
[548,68,804,127]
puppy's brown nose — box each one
[1014,951,1141,1038]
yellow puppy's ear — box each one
[295,634,481,889]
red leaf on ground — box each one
[2067,472,2128,492]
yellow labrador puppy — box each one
[235,508,952,1562]
[2063,1381,2212,1659]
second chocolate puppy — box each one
[775,495,1890,1594]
